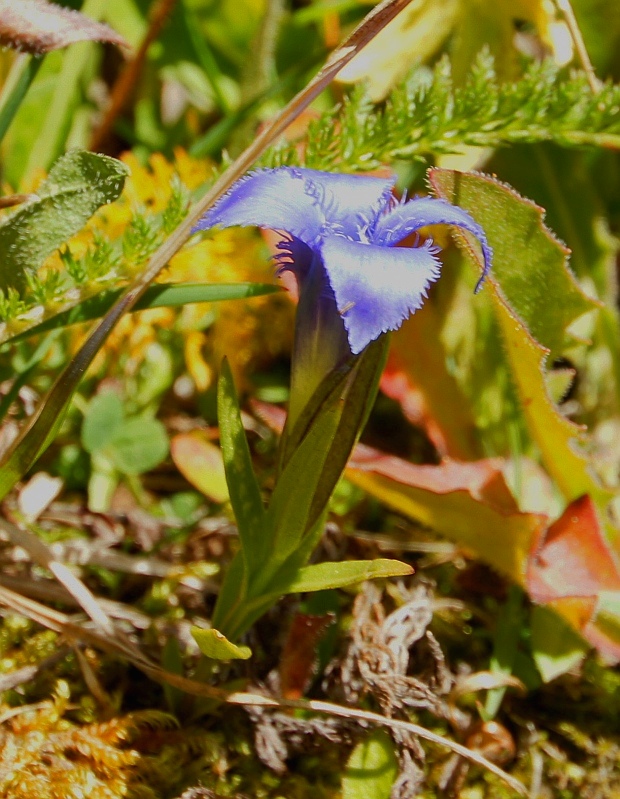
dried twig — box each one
[0,516,116,637]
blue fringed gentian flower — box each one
[195,167,492,421]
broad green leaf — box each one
[81,391,124,454]
[429,169,607,504]
[217,359,266,569]
[170,432,229,503]
[342,730,399,799]
[277,558,412,595]
[4,282,280,346]
[191,627,252,661]
[429,168,597,357]
[0,150,128,292]
[489,144,620,418]
[530,605,588,683]
[108,417,169,476]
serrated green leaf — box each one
[0,151,128,293]
[81,392,124,454]
[429,169,607,504]
[429,168,597,356]
[108,417,169,475]
[342,730,399,799]
[276,558,412,595]
[191,627,252,661]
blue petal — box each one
[193,167,325,244]
[193,167,396,246]
[373,196,492,291]
[320,236,442,355]
[296,168,396,236]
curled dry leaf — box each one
[0,0,127,54]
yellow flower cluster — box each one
[70,149,294,390]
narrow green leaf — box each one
[217,359,266,570]
[0,150,128,292]
[4,282,281,345]
[0,54,43,145]
[23,0,108,178]
[211,551,249,638]
[0,330,58,423]
[308,336,388,525]
[216,554,413,645]
[191,627,252,661]
[342,730,399,799]
[263,402,342,576]
[264,337,388,582]
[276,558,412,595]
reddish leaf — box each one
[527,495,620,663]
[527,495,620,603]
[170,431,229,503]
[349,444,520,513]
[347,444,545,584]
[0,0,127,54]
[279,612,334,700]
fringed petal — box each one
[193,167,396,246]
[374,196,493,290]
[320,237,442,355]
[297,168,396,235]
[193,167,325,245]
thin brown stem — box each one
[89,0,178,151]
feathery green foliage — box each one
[267,52,620,172]
[0,180,189,337]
